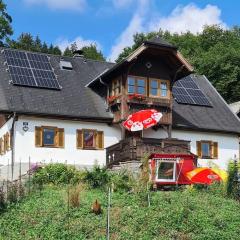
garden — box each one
[0,160,239,240]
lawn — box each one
[0,185,240,240]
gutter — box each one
[10,112,17,181]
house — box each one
[0,37,239,179]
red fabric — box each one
[186,168,222,185]
[123,109,162,131]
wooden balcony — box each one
[108,94,172,108]
[127,95,172,108]
[106,137,191,168]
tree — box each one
[8,32,62,55]
[9,33,34,51]
[63,47,72,57]
[81,44,105,61]
[0,0,13,46]
[116,25,240,103]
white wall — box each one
[144,128,239,170]
[0,117,13,166]
[13,116,121,167]
[0,115,238,171]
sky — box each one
[5,0,240,61]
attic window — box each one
[60,60,73,70]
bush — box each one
[111,170,134,192]
[32,163,82,185]
[227,159,240,199]
[7,183,18,204]
[0,189,6,212]
[83,165,110,188]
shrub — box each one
[111,170,134,192]
[32,163,82,185]
[0,189,6,212]
[7,183,18,204]
[83,165,110,188]
[227,159,240,199]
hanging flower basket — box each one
[128,93,146,101]
[107,96,117,103]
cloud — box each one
[55,36,101,52]
[149,4,227,34]
[108,2,227,61]
[23,0,86,11]
[112,0,134,9]
[108,0,148,61]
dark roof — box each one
[0,48,114,121]
[172,75,240,134]
[144,36,177,49]
[0,48,239,134]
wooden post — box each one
[106,187,111,240]
[28,156,31,195]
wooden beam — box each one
[176,51,194,72]
[126,44,147,62]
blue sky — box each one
[5,0,240,61]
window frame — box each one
[35,126,64,148]
[76,129,104,150]
[127,75,147,96]
[156,160,176,182]
[149,78,170,98]
[197,140,218,159]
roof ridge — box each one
[0,47,114,65]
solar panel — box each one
[173,75,211,107]
[3,49,61,90]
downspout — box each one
[10,112,17,181]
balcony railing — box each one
[107,94,172,108]
[106,137,191,168]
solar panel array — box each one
[3,49,61,90]
[173,75,211,107]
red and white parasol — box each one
[185,167,222,185]
[123,109,162,132]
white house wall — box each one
[144,128,239,170]
[0,115,238,171]
[14,116,121,167]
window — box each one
[0,132,11,155]
[43,128,55,146]
[77,129,104,150]
[4,132,11,151]
[160,82,168,97]
[35,126,64,148]
[149,79,169,98]
[156,160,176,182]
[110,78,121,96]
[0,138,4,155]
[127,76,146,95]
[196,141,218,159]
[150,79,158,96]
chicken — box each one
[92,199,102,215]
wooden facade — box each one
[91,39,194,167]
[106,137,191,168]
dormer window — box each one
[127,76,146,95]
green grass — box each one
[0,186,240,240]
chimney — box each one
[73,50,84,58]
